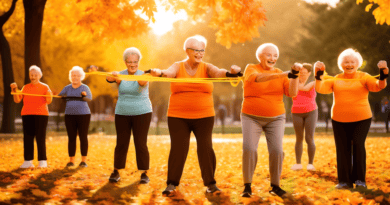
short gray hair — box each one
[255,43,279,62]
[123,47,142,61]
[69,66,86,82]
[183,35,207,51]
[29,65,43,77]
[337,48,363,71]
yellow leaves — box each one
[365,4,373,11]
[31,189,50,198]
[358,0,390,25]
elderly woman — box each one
[240,43,300,198]
[290,63,318,171]
[104,47,152,184]
[10,65,53,168]
[58,66,92,168]
[315,49,388,189]
[150,35,241,195]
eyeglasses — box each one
[125,61,139,64]
[187,48,205,54]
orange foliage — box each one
[357,0,390,25]
[0,134,389,204]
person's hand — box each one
[46,90,53,96]
[81,91,87,96]
[89,65,98,72]
[150,68,162,77]
[378,60,389,75]
[10,83,18,92]
[314,61,325,73]
[291,63,302,72]
[112,71,119,77]
[230,65,241,74]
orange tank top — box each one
[168,62,215,119]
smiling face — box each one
[29,70,41,84]
[71,70,82,85]
[185,39,206,64]
[341,55,359,75]
[124,54,139,74]
[259,46,278,69]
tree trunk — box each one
[23,0,47,84]
[0,0,18,133]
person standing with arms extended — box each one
[240,43,300,198]
[10,65,53,168]
[150,35,241,196]
[290,63,318,171]
[315,48,388,189]
[59,66,92,168]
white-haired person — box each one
[102,47,152,184]
[315,48,388,189]
[58,66,92,168]
[149,35,241,195]
[290,63,318,171]
[10,65,53,168]
[240,43,301,198]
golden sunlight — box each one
[150,1,187,36]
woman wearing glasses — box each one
[290,63,318,171]
[150,35,241,195]
[102,47,153,184]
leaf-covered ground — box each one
[0,133,389,204]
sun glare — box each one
[304,0,340,7]
[149,5,188,36]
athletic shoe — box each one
[206,184,221,194]
[355,180,367,188]
[140,172,150,184]
[162,184,176,196]
[38,160,47,168]
[109,170,120,182]
[241,183,252,197]
[291,164,303,171]
[307,164,316,171]
[79,162,88,168]
[269,184,287,198]
[335,182,353,189]
[66,162,75,167]
[20,161,34,168]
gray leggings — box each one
[242,113,286,186]
[292,109,318,164]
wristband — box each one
[226,71,238,77]
[159,71,164,77]
[288,72,298,79]
[377,68,389,80]
[315,70,324,81]
[106,79,116,83]
[291,69,299,75]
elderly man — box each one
[150,35,241,196]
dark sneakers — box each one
[109,170,121,182]
[269,184,287,198]
[79,162,88,168]
[140,172,150,184]
[335,182,353,189]
[241,183,252,197]
[206,184,221,194]
[66,162,75,167]
[162,184,176,196]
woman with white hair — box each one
[315,49,388,189]
[58,66,92,168]
[150,35,241,195]
[240,43,301,198]
[10,65,53,168]
[103,47,152,184]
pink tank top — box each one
[292,86,317,113]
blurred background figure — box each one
[381,96,390,133]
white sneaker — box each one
[291,164,303,170]
[38,160,47,168]
[20,161,34,168]
[307,164,316,171]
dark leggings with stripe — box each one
[65,114,91,157]
[332,118,371,183]
[22,115,49,161]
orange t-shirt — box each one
[21,83,51,116]
[242,64,290,117]
[316,71,383,122]
[168,62,215,119]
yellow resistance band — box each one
[11,91,63,98]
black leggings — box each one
[332,118,371,183]
[65,114,91,157]
[22,115,49,161]
[114,113,152,170]
[167,116,216,186]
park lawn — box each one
[0,133,389,205]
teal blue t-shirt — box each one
[115,69,152,115]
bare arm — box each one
[288,63,302,97]
[299,81,315,91]
[150,63,180,78]
[378,60,388,89]
[10,83,22,103]
[255,72,288,82]
[46,90,53,104]
[206,64,241,78]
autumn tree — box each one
[0,0,17,133]
[357,0,390,25]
